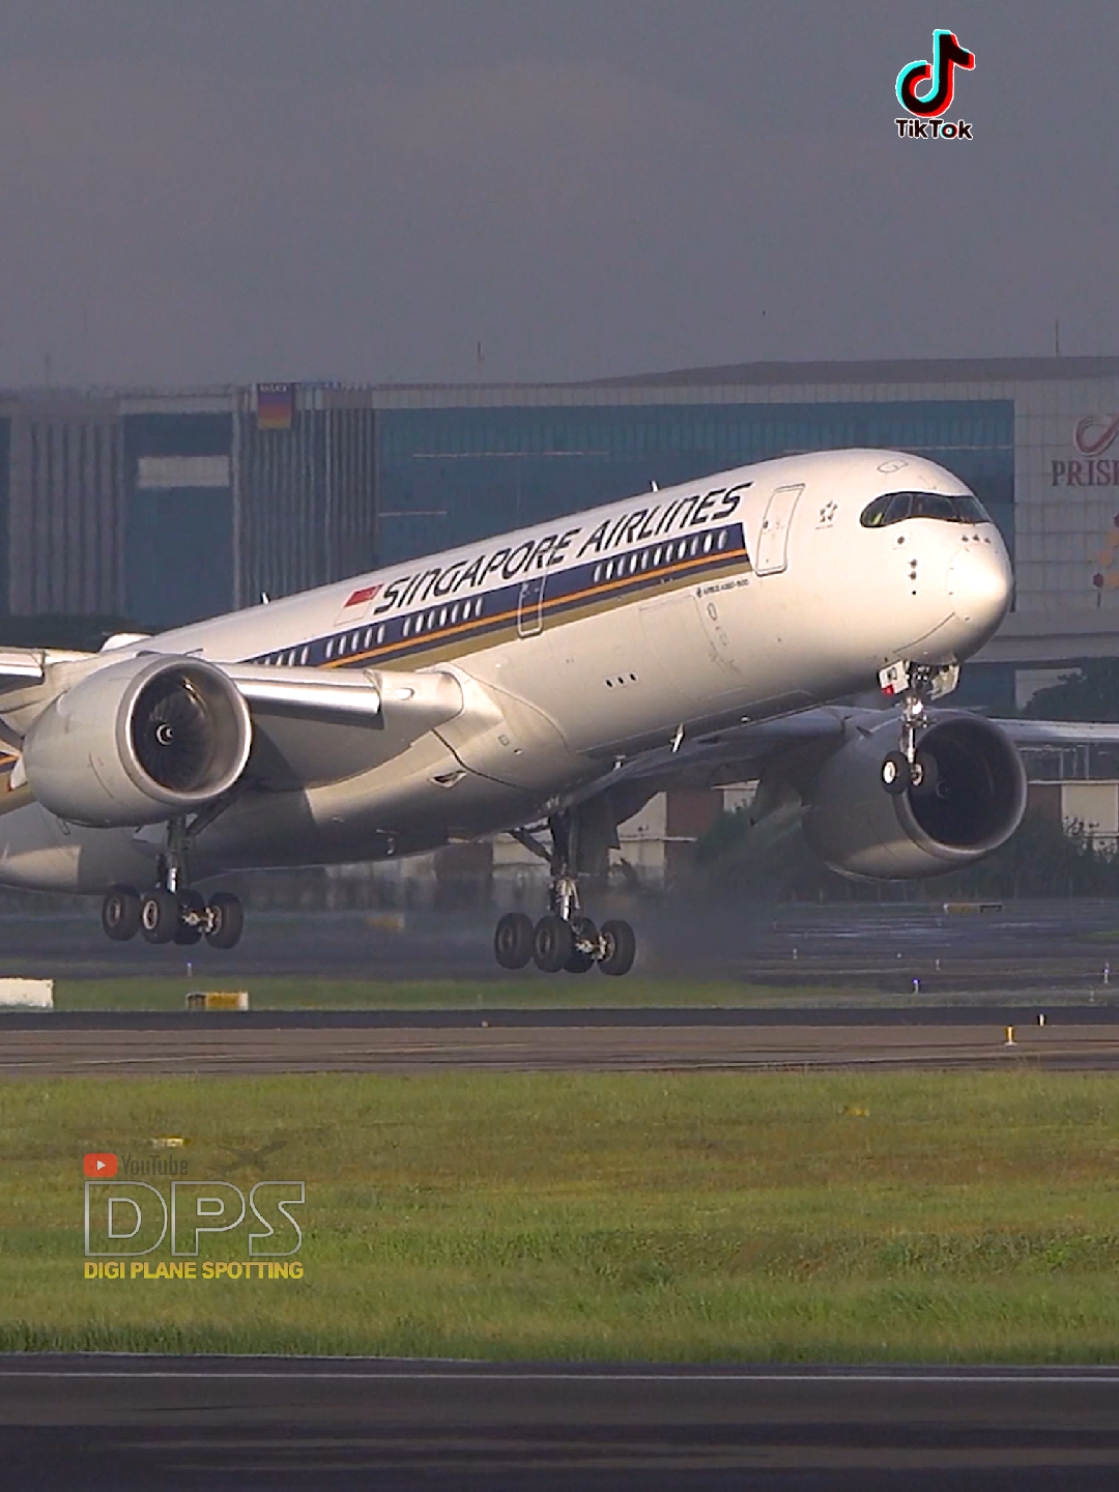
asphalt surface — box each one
[7,1002,1119,1028]
[3,1357,1118,1490]
[6,898,1119,997]
[4,1018,1118,1077]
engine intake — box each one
[802,713,1027,879]
[23,656,252,827]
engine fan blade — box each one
[133,676,214,791]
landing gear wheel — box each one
[598,919,636,977]
[881,750,912,796]
[102,885,141,942]
[206,892,244,950]
[564,916,598,974]
[533,914,574,974]
[140,889,180,945]
[173,889,206,946]
[494,912,535,970]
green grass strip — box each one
[52,976,881,1010]
[4,1069,1119,1360]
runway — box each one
[7,1002,1119,1028]
[3,1356,1119,1489]
[5,1017,1119,1076]
[7,898,1119,996]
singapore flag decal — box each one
[343,585,380,609]
[334,584,381,626]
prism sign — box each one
[83,1153,118,1179]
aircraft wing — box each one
[0,653,466,790]
[588,707,855,801]
[993,718,1119,747]
[224,664,388,724]
[0,648,48,685]
[591,706,1119,806]
[0,646,100,691]
[0,649,96,750]
[0,649,445,726]
[221,663,465,789]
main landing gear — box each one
[878,661,959,796]
[99,819,244,949]
[493,811,637,977]
[101,883,244,948]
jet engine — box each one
[22,655,252,828]
[802,713,1027,879]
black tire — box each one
[494,911,534,970]
[173,889,206,946]
[598,919,636,977]
[206,891,244,950]
[564,916,598,974]
[102,885,141,942]
[881,750,911,796]
[910,750,940,798]
[140,889,180,945]
[533,914,574,974]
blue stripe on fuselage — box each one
[248,522,749,672]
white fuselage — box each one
[0,448,1012,892]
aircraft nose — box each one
[946,543,1012,637]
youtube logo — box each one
[83,1153,118,1179]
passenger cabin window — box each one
[860,491,991,528]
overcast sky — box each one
[2,1,1116,387]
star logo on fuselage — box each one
[817,501,838,527]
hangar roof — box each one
[584,357,1119,388]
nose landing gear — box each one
[878,661,959,795]
[492,811,637,977]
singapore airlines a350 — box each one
[0,447,1091,973]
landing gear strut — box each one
[100,819,244,949]
[493,811,637,977]
[878,662,959,795]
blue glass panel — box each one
[377,401,1015,565]
[125,488,233,629]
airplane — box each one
[0,446,1099,975]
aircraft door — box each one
[517,576,546,637]
[754,484,804,575]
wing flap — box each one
[225,664,464,730]
[229,665,385,725]
[221,664,465,789]
[0,649,46,684]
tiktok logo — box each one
[896,29,975,118]
[894,30,975,140]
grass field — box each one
[52,976,881,1010]
[4,1069,1119,1360]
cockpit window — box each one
[859,490,992,528]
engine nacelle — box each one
[802,713,1027,879]
[23,655,252,828]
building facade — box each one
[0,358,1118,710]
[0,385,378,631]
